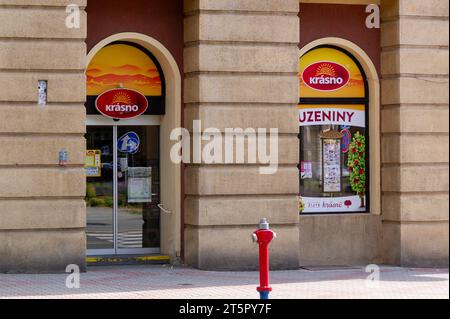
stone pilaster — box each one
[183,0,300,270]
[0,0,87,272]
[381,0,449,266]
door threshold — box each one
[87,254,171,266]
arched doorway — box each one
[85,33,181,259]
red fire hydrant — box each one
[252,218,276,299]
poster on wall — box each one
[300,161,313,179]
[127,167,152,203]
[322,139,342,193]
[85,150,102,177]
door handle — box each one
[157,204,172,214]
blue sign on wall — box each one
[118,132,140,154]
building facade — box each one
[0,0,448,272]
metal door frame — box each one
[86,116,162,256]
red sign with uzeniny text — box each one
[95,88,148,119]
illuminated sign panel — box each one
[299,47,366,99]
[302,61,350,92]
[95,88,148,119]
[86,42,165,116]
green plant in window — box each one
[347,131,366,208]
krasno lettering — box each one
[309,75,344,85]
[105,104,139,113]
[322,201,343,209]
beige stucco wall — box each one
[0,0,87,272]
[183,0,301,270]
[299,214,382,266]
[380,0,449,267]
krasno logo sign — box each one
[95,88,148,119]
[302,61,350,92]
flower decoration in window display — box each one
[347,132,366,208]
[298,196,305,213]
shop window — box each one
[298,46,369,214]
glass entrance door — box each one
[86,126,114,254]
[86,125,160,255]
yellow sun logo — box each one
[112,92,132,104]
[315,63,336,77]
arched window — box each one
[298,45,369,214]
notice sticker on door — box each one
[128,167,152,203]
[85,150,102,177]
[118,131,140,154]
[301,161,313,179]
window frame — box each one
[299,44,371,215]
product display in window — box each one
[299,108,367,213]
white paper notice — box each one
[127,167,152,203]
[323,140,341,193]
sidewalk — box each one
[0,265,448,299]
